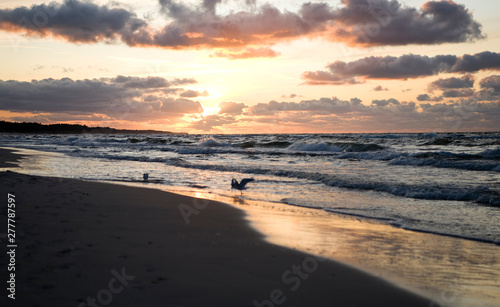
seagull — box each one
[231,178,254,194]
[143,173,149,181]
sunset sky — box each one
[0,0,499,133]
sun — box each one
[196,86,225,117]
[201,105,219,117]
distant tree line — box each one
[0,121,173,134]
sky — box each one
[0,0,499,133]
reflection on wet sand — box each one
[182,191,500,307]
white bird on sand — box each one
[231,178,254,194]
[143,173,149,181]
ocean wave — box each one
[155,160,500,206]
[199,138,231,147]
[236,141,256,148]
[481,148,500,159]
[361,133,409,139]
[286,141,384,153]
[65,144,498,196]
[336,151,403,161]
[420,138,453,146]
[260,141,293,148]
[389,157,500,172]
[287,142,343,152]
[128,137,167,144]
[415,148,500,160]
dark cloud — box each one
[479,75,500,92]
[218,101,247,115]
[442,88,475,98]
[417,94,431,101]
[210,47,280,59]
[0,0,145,43]
[452,52,500,72]
[153,0,484,48]
[466,76,500,101]
[0,0,484,50]
[373,85,389,91]
[424,74,478,99]
[417,94,443,102]
[330,0,484,47]
[0,76,203,121]
[371,98,400,107]
[112,76,196,89]
[303,52,500,85]
[111,75,170,88]
[428,74,474,91]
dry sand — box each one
[0,148,432,306]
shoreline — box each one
[0,148,433,306]
[0,147,24,168]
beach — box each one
[0,148,433,306]
[1,0,499,305]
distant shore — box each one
[0,120,177,134]
[0,148,431,306]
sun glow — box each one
[201,105,219,117]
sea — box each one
[2,131,500,306]
[1,132,499,244]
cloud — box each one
[329,0,484,47]
[190,114,236,131]
[0,0,484,51]
[180,89,209,98]
[112,75,196,88]
[111,75,170,88]
[373,85,389,91]
[371,98,400,107]
[0,0,146,43]
[0,76,203,122]
[158,97,203,114]
[243,96,500,132]
[417,94,442,102]
[417,94,431,101]
[479,75,500,92]
[211,47,280,59]
[218,101,247,115]
[301,71,363,85]
[281,93,299,99]
[248,97,365,115]
[302,51,500,85]
[452,52,500,72]
[154,0,484,48]
[428,74,474,91]
[442,88,475,98]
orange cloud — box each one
[210,47,280,59]
[0,0,485,52]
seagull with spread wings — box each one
[231,178,254,194]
